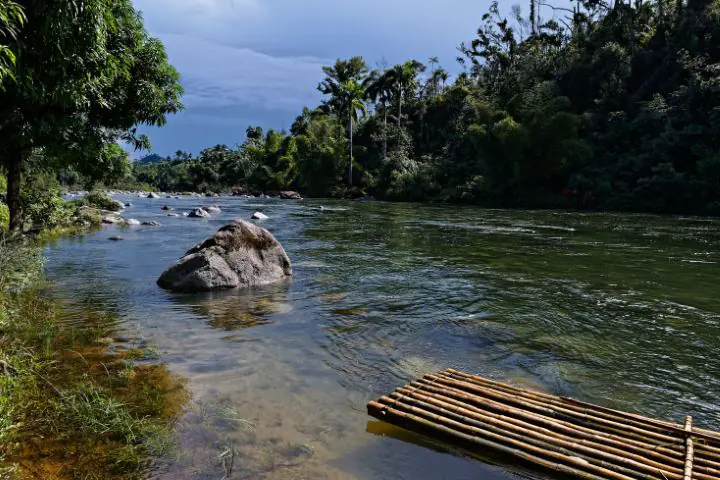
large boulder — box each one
[188,208,210,218]
[280,191,303,200]
[157,220,292,292]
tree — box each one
[0,0,183,230]
[386,60,426,129]
[0,0,24,85]
[366,69,395,162]
[331,80,368,187]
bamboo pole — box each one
[368,401,610,480]
[446,369,720,448]
[391,387,718,479]
[384,392,683,480]
[410,379,720,474]
[685,416,695,480]
[370,400,642,480]
[427,373,685,446]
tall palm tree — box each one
[387,60,426,130]
[436,68,450,92]
[428,56,439,96]
[338,80,367,187]
[366,70,394,163]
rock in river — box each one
[204,204,221,215]
[188,208,210,218]
[147,192,160,199]
[161,205,174,211]
[124,219,141,226]
[157,220,292,292]
[251,212,268,220]
[142,221,161,226]
[280,191,303,200]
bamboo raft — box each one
[367,369,720,480]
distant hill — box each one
[136,154,164,164]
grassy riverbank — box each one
[0,235,187,479]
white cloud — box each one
[159,33,327,112]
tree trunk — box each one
[398,87,403,129]
[383,104,388,163]
[530,0,537,35]
[348,112,353,187]
[7,149,24,232]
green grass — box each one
[0,240,187,479]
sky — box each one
[131,0,567,157]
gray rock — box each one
[102,215,121,224]
[109,236,124,241]
[147,192,160,199]
[280,191,303,200]
[204,204,221,215]
[188,208,210,218]
[157,220,292,292]
[142,221,161,226]
[251,212,269,220]
[124,219,141,226]
[161,205,174,211]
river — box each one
[44,196,720,479]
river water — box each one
[44,196,720,479]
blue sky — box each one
[132,0,568,157]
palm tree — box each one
[387,60,426,130]
[436,68,450,92]
[338,80,367,187]
[366,70,394,162]
[317,57,370,186]
[428,56,439,96]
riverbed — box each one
[44,197,720,479]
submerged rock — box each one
[142,221,161,226]
[280,190,303,200]
[251,212,268,220]
[124,202,132,207]
[157,220,292,292]
[167,213,180,217]
[161,205,174,211]
[108,236,124,241]
[188,208,210,218]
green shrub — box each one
[77,192,123,212]
[0,203,8,232]
[21,190,72,229]
[0,174,6,194]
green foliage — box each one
[0,173,6,193]
[0,0,24,85]
[76,192,124,212]
[20,190,72,229]
[0,0,183,229]
[0,203,7,231]
[128,1,720,214]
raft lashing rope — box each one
[367,369,720,480]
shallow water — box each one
[45,197,720,479]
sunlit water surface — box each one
[45,196,720,479]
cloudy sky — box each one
[131,0,565,156]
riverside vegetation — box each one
[0,0,187,477]
[131,0,720,215]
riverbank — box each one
[0,233,187,479]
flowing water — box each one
[44,197,720,479]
